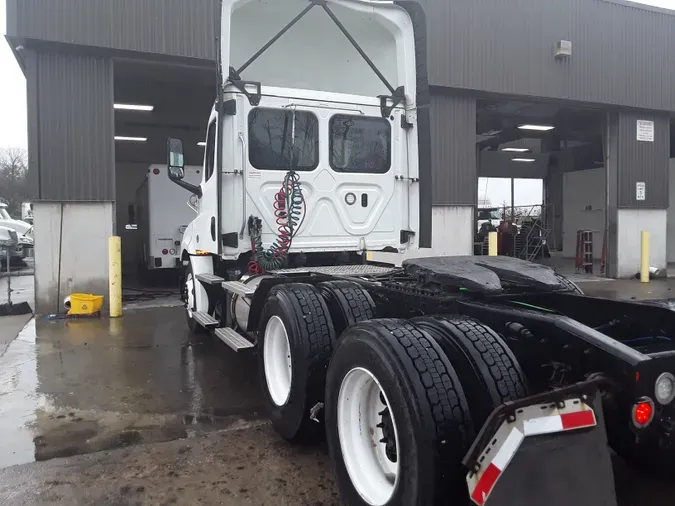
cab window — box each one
[330,115,391,174]
[248,108,319,171]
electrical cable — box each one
[248,170,305,274]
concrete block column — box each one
[33,202,114,315]
[606,111,670,278]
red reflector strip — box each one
[470,428,524,505]
[523,408,597,436]
[471,463,501,505]
[561,409,596,430]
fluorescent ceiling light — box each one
[501,147,530,153]
[115,136,147,142]
[197,141,207,147]
[114,103,154,112]
[512,157,536,163]
[518,124,555,131]
[482,129,502,137]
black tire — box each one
[258,283,337,443]
[317,280,376,335]
[184,263,206,334]
[325,319,474,506]
[555,272,584,295]
[412,316,528,429]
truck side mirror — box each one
[167,138,185,180]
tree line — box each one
[0,148,29,217]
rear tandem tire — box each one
[258,283,337,443]
[412,315,528,429]
[325,319,475,506]
[317,280,376,335]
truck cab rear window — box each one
[248,108,319,171]
[330,115,391,174]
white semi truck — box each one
[165,1,626,504]
[135,164,202,272]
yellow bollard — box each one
[488,231,498,256]
[640,231,650,284]
[109,236,122,317]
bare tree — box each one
[0,148,29,217]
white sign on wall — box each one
[636,120,654,142]
[636,182,646,201]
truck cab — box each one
[168,0,429,270]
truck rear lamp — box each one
[632,398,655,428]
[153,168,160,175]
[655,373,675,405]
[169,249,176,256]
[162,249,169,255]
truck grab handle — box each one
[238,131,247,239]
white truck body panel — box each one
[137,165,202,270]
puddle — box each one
[0,307,264,468]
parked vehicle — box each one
[21,202,33,225]
[158,1,675,504]
[0,201,33,263]
[134,164,201,273]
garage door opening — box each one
[113,59,215,291]
[476,99,606,277]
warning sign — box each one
[636,120,654,142]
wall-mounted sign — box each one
[636,182,646,201]
[636,120,654,142]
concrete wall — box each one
[33,202,114,315]
[562,168,606,260]
[370,205,473,265]
[617,209,667,278]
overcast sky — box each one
[1,0,673,204]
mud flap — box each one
[464,379,617,506]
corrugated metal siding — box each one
[7,0,220,61]
[430,93,477,206]
[418,0,675,111]
[30,51,115,201]
[616,112,669,209]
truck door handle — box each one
[211,217,216,241]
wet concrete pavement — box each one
[3,279,675,504]
[0,307,263,469]
[0,423,338,506]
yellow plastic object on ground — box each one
[67,294,104,316]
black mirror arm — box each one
[169,174,202,197]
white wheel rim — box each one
[338,367,400,506]
[186,272,195,317]
[263,316,293,407]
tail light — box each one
[162,249,169,255]
[153,168,160,175]
[632,397,655,428]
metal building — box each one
[4,0,674,313]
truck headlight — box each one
[655,373,675,405]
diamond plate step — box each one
[222,281,256,297]
[270,265,396,276]
[192,311,218,329]
[196,274,225,285]
[215,327,255,351]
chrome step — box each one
[196,274,225,285]
[222,280,256,297]
[215,327,255,351]
[192,311,218,329]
